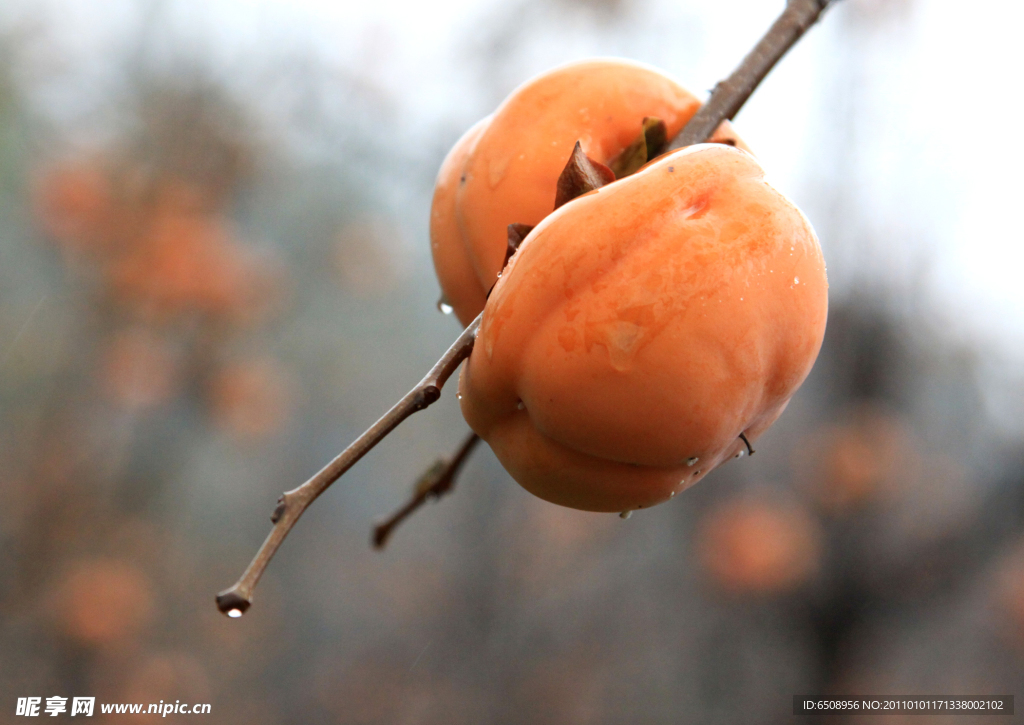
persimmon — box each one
[430,59,747,327]
[219,0,839,614]
[995,539,1024,644]
[56,559,155,646]
[209,358,293,440]
[458,144,828,512]
[698,497,821,594]
[100,328,178,409]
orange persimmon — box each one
[458,144,828,512]
[430,59,746,326]
[699,496,821,594]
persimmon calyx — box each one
[487,222,535,300]
[504,223,534,269]
[554,141,615,209]
[610,116,668,179]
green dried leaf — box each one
[610,116,668,179]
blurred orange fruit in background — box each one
[208,358,293,440]
[56,559,155,646]
[698,496,822,594]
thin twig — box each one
[372,432,481,550]
[668,0,833,151]
[218,0,835,616]
[216,315,481,616]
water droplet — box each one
[686,456,699,466]
[619,510,632,520]
[227,609,243,618]
[436,297,453,315]
[794,276,799,284]
[516,401,525,410]
[669,491,676,498]
[457,392,462,400]
[735,450,745,459]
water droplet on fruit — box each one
[619,511,632,520]
[457,392,462,400]
[686,456,699,466]
[735,450,745,459]
[794,277,799,284]
[669,491,676,498]
[437,298,453,315]
[488,155,510,188]
[227,609,243,618]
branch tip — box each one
[217,314,481,612]
[216,589,251,618]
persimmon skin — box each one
[430,59,747,327]
[459,144,828,513]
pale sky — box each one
[8,0,1024,361]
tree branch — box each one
[216,315,481,616]
[668,0,833,151]
[372,432,481,550]
[217,0,835,616]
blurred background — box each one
[1,0,1023,722]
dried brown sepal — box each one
[486,222,535,300]
[504,223,534,269]
[609,117,668,179]
[554,141,615,210]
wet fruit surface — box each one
[459,144,828,512]
[430,59,746,326]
